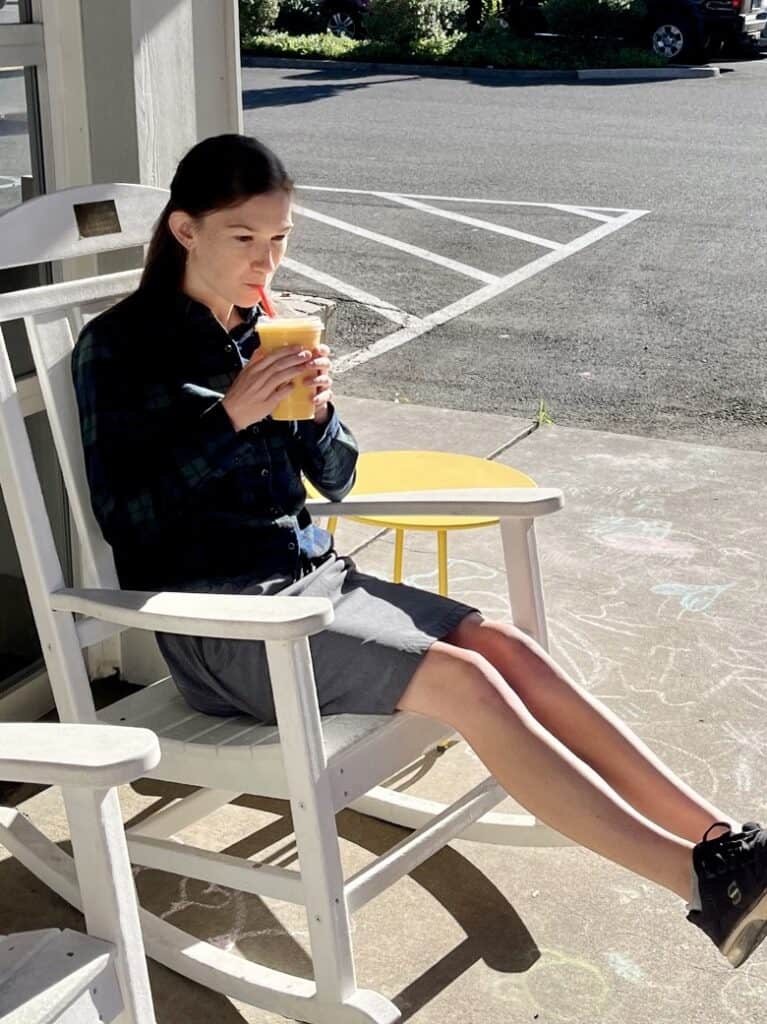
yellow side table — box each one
[307,450,536,596]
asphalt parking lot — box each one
[242,57,767,450]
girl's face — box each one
[172,189,294,311]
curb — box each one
[242,52,720,83]
[577,65,720,80]
[242,53,577,83]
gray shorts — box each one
[156,553,479,724]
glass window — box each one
[0,64,47,376]
[0,10,67,710]
[0,66,30,215]
[0,1,25,26]
[0,411,72,697]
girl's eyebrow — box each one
[225,222,293,232]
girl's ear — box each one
[168,210,197,252]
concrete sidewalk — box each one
[2,396,766,1023]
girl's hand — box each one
[305,343,333,426]
[221,345,313,432]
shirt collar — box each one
[171,291,261,335]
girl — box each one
[72,133,767,970]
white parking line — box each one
[295,203,499,284]
[334,209,648,373]
[299,185,630,221]
[377,192,565,250]
[552,205,617,223]
[287,188,649,374]
[283,256,422,328]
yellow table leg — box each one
[437,530,448,596]
[393,529,405,583]
[436,529,455,751]
[327,516,338,536]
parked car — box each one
[503,0,767,61]
[275,0,369,36]
[324,0,369,35]
[645,0,767,60]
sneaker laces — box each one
[699,821,767,878]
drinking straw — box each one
[256,284,277,318]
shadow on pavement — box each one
[242,74,421,109]
[242,63,752,98]
[127,778,540,1019]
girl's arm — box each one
[292,406,359,502]
[72,324,249,546]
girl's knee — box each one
[396,641,511,722]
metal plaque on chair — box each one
[73,200,122,239]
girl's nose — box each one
[252,249,275,273]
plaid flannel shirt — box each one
[71,288,358,591]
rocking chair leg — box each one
[64,788,154,1024]
[265,638,404,1021]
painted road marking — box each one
[289,187,649,374]
[283,256,422,328]
[294,204,499,284]
[299,185,632,220]
[378,192,565,250]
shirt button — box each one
[260,468,269,477]
[224,342,234,352]
[287,542,296,551]
[270,506,281,516]
[249,425,259,435]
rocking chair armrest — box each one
[50,587,334,641]
[0,723,160,788]
[305,486,564,520]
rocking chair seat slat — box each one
[97,678,452,803]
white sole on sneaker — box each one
[722,891,767,967]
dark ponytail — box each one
[140,134,294,295]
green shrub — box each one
[242,27,666,66]
[245,30,360,56]
[363,0,466,47]
[240,0,280,38]
[465,0,504,31]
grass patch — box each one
[242,27,666,70]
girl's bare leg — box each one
[396,641,695,901]
[443,614,736,845]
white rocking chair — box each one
[0,722,160,1024]
[0,185,570,1024]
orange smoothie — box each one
[256,316,324,420]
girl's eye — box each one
[273,235,287,242]
[236,236,252,243]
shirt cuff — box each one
[198,399,250,470]
[299,403,340,453]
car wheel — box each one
[649,19,704,62]
[326,10,359,35]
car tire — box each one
[648,17,705,62]
[326,9,360,35]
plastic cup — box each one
[256,315,324,421]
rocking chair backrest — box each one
[0,185,170,721]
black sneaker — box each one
[687,821,767,967]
